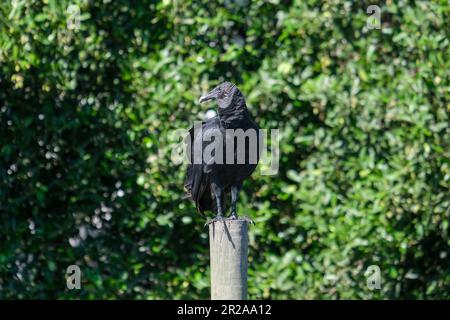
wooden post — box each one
[209,218,249,300]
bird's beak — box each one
[199,90,216,104]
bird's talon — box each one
[241,216,254,225]
[204,215,224,227]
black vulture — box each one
[184,82,260,223]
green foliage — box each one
[0,0,449,299]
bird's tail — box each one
[184,162,229,216]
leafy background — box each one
[0,0,449,299]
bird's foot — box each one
[228,213,255,224]
[240,215,254,225]
[204,215,224,227]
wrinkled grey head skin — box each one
[199,82,243,109]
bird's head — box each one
[199,82,242,109]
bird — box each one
[184,82,260,224]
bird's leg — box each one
[212,183,224,217]
[205,183,224,226]
[230,183,241,219]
